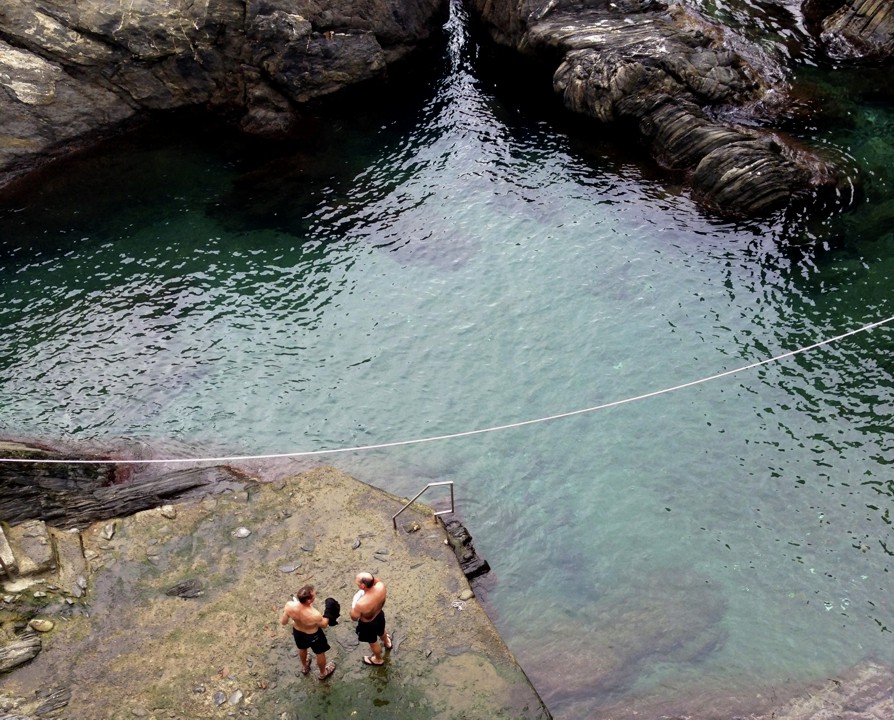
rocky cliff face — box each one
[464,0,891,216]
[0,0,447,187]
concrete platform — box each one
[0,466,551,719]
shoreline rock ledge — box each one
[0,0,447,190]
[465,0,866,217]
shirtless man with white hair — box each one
[350,572,392,666]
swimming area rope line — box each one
[1,314,892,466]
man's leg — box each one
[368,640,383,664]
[298,648,310,674]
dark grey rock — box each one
[165,579,203,599]
[0,630,41,673]
[804,0,894,60]
[0,0,448,189]
[466,0,851,216]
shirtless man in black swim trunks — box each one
[280,584,336,680]
[350,572,392,666]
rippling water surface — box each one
[1,5,893,717]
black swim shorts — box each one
[292,628,330,654]
[355,611,386,644]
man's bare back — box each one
[281,597,328,634]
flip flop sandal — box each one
[383,633,393,651]
[363,655,385,666]
[319,661,336,680]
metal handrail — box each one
[392,481,454,530]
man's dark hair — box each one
[297,585,315,604]
[359,574,375,589]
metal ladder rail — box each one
[392,481,454,530]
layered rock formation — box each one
[463,0,887,216]
[0,0,890,216]
[0,0,447,187]
[805,0,894,59]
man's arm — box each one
[350,588,366,621]
[308,606,329,629]
[280,600,296,626]
[351,592,375,621]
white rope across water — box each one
[1,315,892,466]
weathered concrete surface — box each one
[0,466,551,719]
[0,0,447,188]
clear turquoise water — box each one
[1,6,893,717]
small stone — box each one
[459,589,474,601]
[278,562,301,573]
[2,595,15,603]
[29,618,54,632]
[213,691,226,706]
[233,527,251,538]
[229,690,243,705]
[33,591,47,598]
[165,579,203,598]
[404,522,421,533]
[193,685,206,694]
[159,504,177,519]
[77,575,88,589]
[374,549,389,555]
[101,522,117,540]
[84,550,99,561]
[352,539,361,549]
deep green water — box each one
[1,5,893,717]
